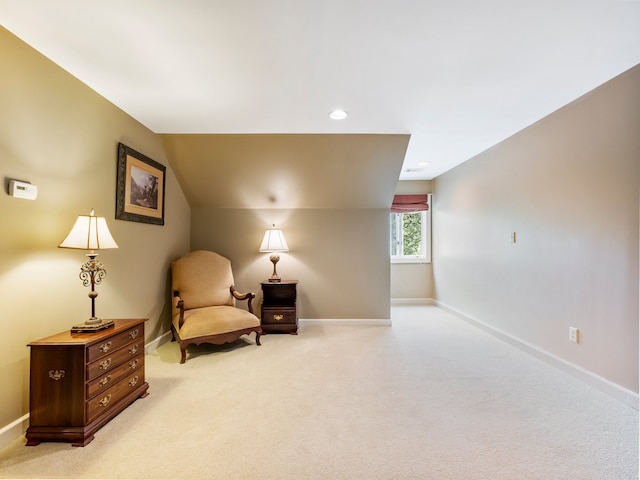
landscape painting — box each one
[116,143,166,225]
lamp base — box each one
[268,254,282,282]
[70,318,115,334]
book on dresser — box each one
[26,318,149,447]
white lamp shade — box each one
[59,210,118,250]
[259,227,288,252]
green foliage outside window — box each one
[390,211,424,257]
[401,212,422,256]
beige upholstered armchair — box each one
[171,250,261,364]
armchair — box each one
[171,250,261,364]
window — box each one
[390,194,431,263]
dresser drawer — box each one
[86,341,143,381]
[86,354,144,399]
[87,325,143,362]
[261,307,296,325]
[87,370,146,422]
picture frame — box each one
[116,143,166,225]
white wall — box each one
[390,180,434,300]
[433,65,639,394]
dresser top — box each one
[28,318,147,347]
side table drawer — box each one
[261,307,296,326]
[87,354,144,399]
[86,341,143,381]
[87,371,146,422]
[87,325,143,362]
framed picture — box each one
[116,143,166,225]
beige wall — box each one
[391,180,434,300]
[0,28,191,444]
[433,65,640,393]
[162,133,409,320]
[160,134,409,210]
[191,207,391,319]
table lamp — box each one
[59,209,118,333]
[259,224,288,282]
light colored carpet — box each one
[0,306,637,479]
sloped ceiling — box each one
[1,1,639,183]
[160,134,409,209]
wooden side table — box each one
[26,318,149,447]
[260,280,298,334]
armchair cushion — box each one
[175,305,260,340]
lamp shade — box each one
[59,209,118,250]
[259,225,288,252]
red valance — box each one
[391,194,429,213]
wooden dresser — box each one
[26,318,149,447]
[260,280,298,334]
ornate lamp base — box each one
[70,253,115,333]
[71,318,115,334]
[268,253,282,282]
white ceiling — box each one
[1,1,639,180]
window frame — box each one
[390,194,432,264]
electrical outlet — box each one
[569,327,579,344]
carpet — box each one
[0,306,637,479]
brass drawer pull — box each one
[129,359,139,370]
[99,341,112,353]
[129,344,139,355]
[99,358,112,370]
[99,375,111,387]
[98,394,112,407]
[49,370,65,381]
[129,329,139,340]
[273,314,283,321]
[128,376,139,387]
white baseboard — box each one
[0,414,28,450]
[391,298,435,306]
[435,301,639,410]
[145,330,173,353]
[299,318,392,326]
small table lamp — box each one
[259,224,289,282]
[59,209,118,333]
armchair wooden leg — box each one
[180,346,187,364]
[255,331,261,346]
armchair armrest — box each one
[230,286,256,314]
[173,290,185,328]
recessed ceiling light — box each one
[329,109,348,120]
[418,162,430,167]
